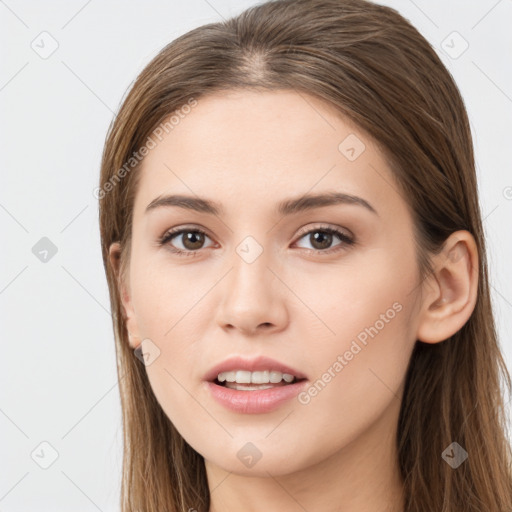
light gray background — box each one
[1,0,511,510]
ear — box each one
[109,242,142,349]
[415,230,479,344]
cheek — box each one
[129,248,195,338]
[128,253,210,397]
[292,255,416,413]
[291,247,415,342]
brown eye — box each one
[180,231,206,250]
[160,228,214,256]
[295,226,354,253]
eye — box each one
[159,227,215,257]
[293,225,355,254]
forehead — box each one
[133,89,401,220]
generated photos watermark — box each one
[93,97,198,200]
[298,301,403,405]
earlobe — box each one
[416,231,479,344]
[108,242,142,349]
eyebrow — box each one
[145,191,378,217]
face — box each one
[116,89,424,476]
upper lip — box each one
[204,355,308,382]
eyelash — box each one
[158,224,355,258]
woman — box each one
[98,0,512,510]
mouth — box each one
[202,357,309,413]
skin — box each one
[109,90,479,512]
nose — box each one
[215,248,288,336]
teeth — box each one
[225,383,276,391]
[217,370,296,384]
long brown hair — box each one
[98,0,512,510]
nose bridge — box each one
[216,235,287,332]
[227,238,273,304]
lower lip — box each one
[203,380,308,414]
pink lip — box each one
[202,355,308,414]
[203,379,309,414]
[203,355,307,383]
